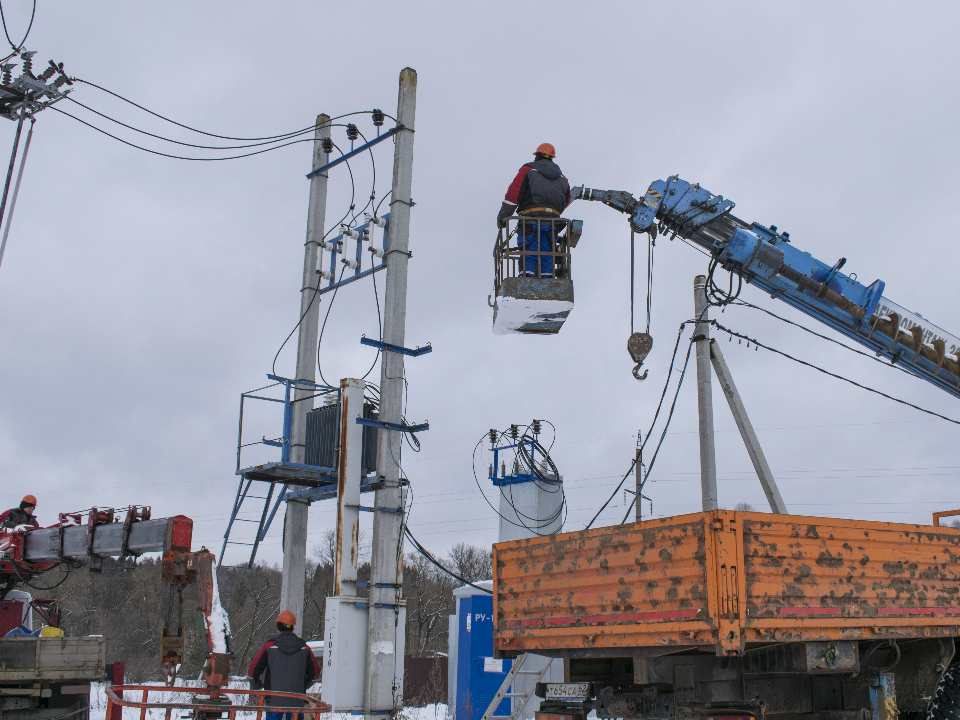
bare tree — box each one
[733,502,757,512]
[448,543,492,583]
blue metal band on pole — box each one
[360,336,432,357]
[356,417,428,433]
[305,126,404,179]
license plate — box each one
[544,683,590,700]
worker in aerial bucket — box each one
[0,495,40,529]
[248,610,320,717]
[497,143,571,278]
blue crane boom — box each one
[573,177,960,399]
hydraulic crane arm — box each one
[572,178,960,399]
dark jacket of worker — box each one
[500,157,571,223]
[0,508,39,529]
[248,631,320,707]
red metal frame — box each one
[105,685,331,720]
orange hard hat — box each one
[277,610,296,626]
[21,495,37,506]
[534,143,556,158]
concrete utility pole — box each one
[709,340,788,514]
[694,276,718,512]
[280,115,331,634]
[364,67,417,718]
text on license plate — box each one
[545,683,590,700]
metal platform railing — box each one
[494,216,575,296]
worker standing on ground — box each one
[0,495,39,529]
[497,143,571,278]
[248,610,320,718]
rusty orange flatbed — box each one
[493,509,960,657]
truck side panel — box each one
[742,512,960,642]
[493,513,719,655]
[493,511,960,657]
[0,637,106,682]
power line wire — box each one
[0,0,35,54]
[710,319,960,426]
[404,526,492,594]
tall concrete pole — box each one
[365,67,417,717]
[709,340,788,514]
[280,115,331,634]
[694,276,718,511]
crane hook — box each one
[627,332,653,382]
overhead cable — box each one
[0,0,35,54]
[710,319,960,426]
[403,526,492,594]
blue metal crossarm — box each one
[265,374,335,391]
[377,506,403,514]
[306,125,404,179]
[360,335,432,357]
[357,417,428,433]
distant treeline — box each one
[31,534,492,683]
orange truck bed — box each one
[493,509,960,657]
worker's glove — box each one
[497,202,517,229]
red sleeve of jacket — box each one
[306,645,321,683]
[505,167,531,204]
[563,175,571,208]
[248,640,275,679]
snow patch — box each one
[492,296,572,335]
[207,564,231,654]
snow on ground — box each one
[89,682,449,720]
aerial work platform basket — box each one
[491,216,582,335]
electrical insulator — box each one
[489,429,498,444]
[372,216,387,228]
[2,64,15,85]
[513,460,519,475]
[362,228,371,242]
[317,269,333,280]
[341,257,359,270]
[346,123,359,141]
[322,240,340,252]
[20,51,35,77]
[37,64,56,83]
[532,419,541,434]
[488,463,494,478]
[510,424,518,440]
[342,226,360,241]
[53,74,69,89]
[501,461,506,477]
[372,109,385,127]
[321,137,334,155]
[369,247,385,259]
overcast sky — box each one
[0,1,958,569]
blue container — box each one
[449,584,512,720]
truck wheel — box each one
[929,661,960,720]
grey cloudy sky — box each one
[0,1,958,568]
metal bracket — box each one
[357,417,428,433]
[305,125,404,179]
[360,335,432,357]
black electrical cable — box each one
[0,0,35,54]
[64,95,320,150]
[711,319,960,426]
[316,266,348,386]
[71,78,376,143]
[621,338,696,522]
[730,300,924,377]
[404,526,492,594]
[272,143,359,378]
[360,271,382,381]
[472,424,566,536]
[49,106,345,162]
[584,318,695,529]
[705,254,742,307]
